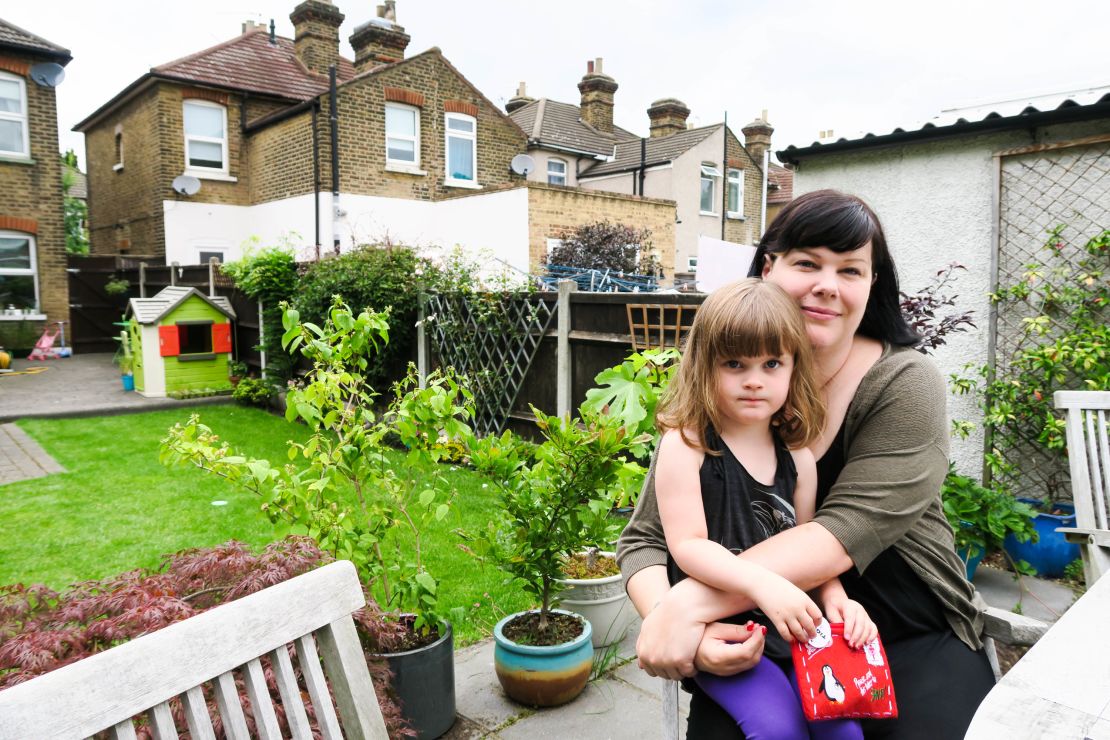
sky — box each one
[8,0,1108,170]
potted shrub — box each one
[554,546,638,648]
[162,298,473,739]
[227,359,249,386]
[465,406,646,706]
[940,467,1038,579]
[114,330,134,391]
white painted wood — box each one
[148,701,178,740]
[271,645,313,740]
[0,561,374,740]
[661,679,680,740]
[214,671,250,740]
[1055,391,1110,585]
[315,618,389,740]
[556,279,575,417]
[109,719,138,740]
[296,633,344,740]
[967,573,1110,737]
[180,686,216,740]
[243,657,282,740]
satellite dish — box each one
[29,63,65,88]
[172,175,202,196]
[510,153,535,176]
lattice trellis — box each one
[424,292,557,436]
[992,139,1110,498]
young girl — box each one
[655,278,876,739]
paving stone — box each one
[0,423,64,485]
[453,639,530,734]
[496,674,665,740]
[973,565,1077,624]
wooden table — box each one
[966,573,1110,739]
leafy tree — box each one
[61,150,88,255]
[549,221,658,275]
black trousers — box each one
[686,631,995,739]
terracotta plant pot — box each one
[493,609,592,707]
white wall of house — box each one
[791,119,1106,475]
[163,187,532,274]
[675,127,731,273]
[525,149,598,187]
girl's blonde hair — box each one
[656,278,825,452]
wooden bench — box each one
[0,560,388,739]
[1054,390,1110,586]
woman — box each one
[617,190,994,739]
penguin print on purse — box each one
[819,665,846,704]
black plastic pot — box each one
[384,621,456,739]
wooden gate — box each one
[66,255,132,353]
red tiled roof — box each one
[767,162,793,203]
[153,28,355,101]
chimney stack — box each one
[646,98,690,138]
[505,82,535,114]
[742,114,773,164]
[577,57,618,133]
[349,2,411,72]
[290,0,345,76]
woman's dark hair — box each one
[747,189,919,346]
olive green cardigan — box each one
[616,344,986,650]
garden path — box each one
[0,423,64,485]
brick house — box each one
[0,18,70,342]
[507,60,773,282]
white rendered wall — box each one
[162,195,321,265]
[792,120,1107,475]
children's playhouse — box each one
[126,286,236,397]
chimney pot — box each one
[505,81,535,114]
[587,60,594,74]
[578,56,618,133]
[290,0,345,75]
[350,6,411,72]
[595,57,603,73]
[647,97,690,138]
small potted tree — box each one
[465,406,645,707]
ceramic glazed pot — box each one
[493,609,592,707]
[381,621,456,739]
[1004,500,1080,578]
[556,551,636,648]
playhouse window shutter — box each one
[158,325,180,356]
[212,323,232,353]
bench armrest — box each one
[1055,527,1110,547]
[981,606,1049,647]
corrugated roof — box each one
[580,124,720,178]
[128,286,235,324]
[508,98,638,158]
[779,86,1110,163]
[153,28,355,101]
[767,162,792,204]
[0,17,71,62]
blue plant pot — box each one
[1003,499,1079,578]
[121,374,134,391]
[493,609,592,707]
[957,545,985,580]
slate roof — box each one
[153,28,355,101]
[767,163,792,204]
[0,18,71,62]
[128,286,235,325]
[508,98,638,158]
[778,86,1110,163]
[580,123,720,178]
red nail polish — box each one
[746,623,755,632]
[761,626,768,635]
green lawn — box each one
[1,405,531,645]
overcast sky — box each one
[9,0,1108,170]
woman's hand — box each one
[749,572,824,643]
[694,621,766,676]
[635,595,706,680]
[824,596,878,649]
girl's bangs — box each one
[706,303,794,361]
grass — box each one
[1,405,531,645]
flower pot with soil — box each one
[556,548,636,648]
[493,609,593,707]
[377,617,456,739]
[1003,499,1080,578]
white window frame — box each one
[547,158,567,186]
[687,256,698,273]
[183,100,229,176]
[444,112,478,188]
[699,164,721,215]
[197,248,226,265]
[727,168,744,219]
[385,102,421,170]
[0,230,41,317]
[0,72,29,159]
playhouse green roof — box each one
[127,286,236,324]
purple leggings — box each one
[695,657,863,740]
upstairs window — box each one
[547,158,567,186]
[727,168,743,218]
[0,73,28,158]
[445,112,476,185]
[385,103,419,165]
[113,125,124,171]
[183,100,227,173]
[699,164,721,214]
[0,231,38,313]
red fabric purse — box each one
[791,622,898,721]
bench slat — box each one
[297,633,344,740]
[214,670,250,740]
[109,719,138,740]
[271,645,313,740]
[148,701,178,740]
[181,686,216,740]
[315,617,389,740]
[244,657,282,740]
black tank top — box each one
[667,426,798,662]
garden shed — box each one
[125,286,235,397]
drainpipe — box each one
[329,65,340,256]
[311,101,321,261]
[638,137,646,196]
[760,148,769,237]
[721,113,727,240]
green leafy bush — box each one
[232,376,274,407]
[941,467,1037,562]
[221,245,298,381]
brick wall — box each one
[526,183,676,280]
[248,106,317,204]
[723,127,766,246]
[0,51,69,330]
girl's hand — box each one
[635,595,705,680]
[825,597,878,648]
[749,573,824,643]
[695,620,766,676]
